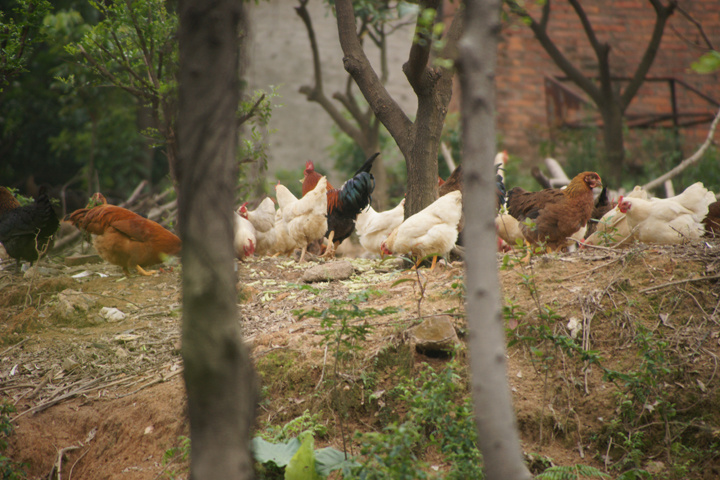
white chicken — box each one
[275,177,328,262]
[617,182,715,245]
[233,211,256,260]
[495,213,523,248]
[355,198,405,256]
[585,186,647,246]
[238,197,276,256]
[271,207,294,256]
[380,190,462,270]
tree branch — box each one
[295,0,324,95]
[620,0,677,110]
[567,0,603,55]
[77,45,152,100]
[403,0,441,94]
[237,93,265,126]
[506,0,602,104]
[124,0,160,90]
[295,0,365,146]
[642,106,720,191]
[335,0,414,154]
[674,5,715,51]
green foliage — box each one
[536,464,610,479]
[691,50,720,74]
[351,361,484,480]
[260,410,328,443]
[65,0,178,108]
[297,298,396,366]
[253,431,357,479]
[0,0,52,85]
[0,402,27,480]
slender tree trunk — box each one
[177,1,258,479]
[600,103,625,187]
[406,97,443,217]
[458,0,532,479]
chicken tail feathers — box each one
[331,171,375,216]
[353,152,380,177]
[495,163,506,211]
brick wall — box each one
[494,0,720,164]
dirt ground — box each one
[2,238,720,479]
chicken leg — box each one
[136,265,158,276]
[321,230,336,258]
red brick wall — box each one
[494,0,720,163]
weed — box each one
[351,361,483,480]
[536,464,610,479]
[0,402,27,480]
[297,296,397,455]
[159,435,190,480]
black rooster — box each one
[0,187,60,272]
[302,153,378,257]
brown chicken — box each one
[66,193,181,276]
[704,201,720,237]
[0,187,22,216]
[507,171,602,252]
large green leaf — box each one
[252,436,300,469]
[285,432,320,480]
[315,446,360,477]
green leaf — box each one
[285,432,321,480]
[252,436,301,468]
[314,447,360,477]
[691,50,720,74]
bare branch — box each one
[505,0,602,104]
[294,0,365,145]
[295,0,324,95]
[642,107,720,191]
[335,0,414,154]
[675,5,715,50]
[404,0,442,93]
[620,0,676,110]
[567,0,603,54]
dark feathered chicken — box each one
[0,187,60,272]
[302,153,377,257]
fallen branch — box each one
[643,106,720,192]
[0,338,29,356]
[639,273,720,293]
[51,445,81,480]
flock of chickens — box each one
[1,153,719,276]
[496,173,720,254]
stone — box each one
[65,254,104,267]
[301,260,354,283]
[407,316,461,355]
[56,289,96,318]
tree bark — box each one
[459,0,532,479]
[600,102,626,186]
[177,1,258,479]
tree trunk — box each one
[406,93,446,218]
[458,0,532,479]
[177,1,258,479]
[600,102,625,187]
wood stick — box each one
[639,274,720,293]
